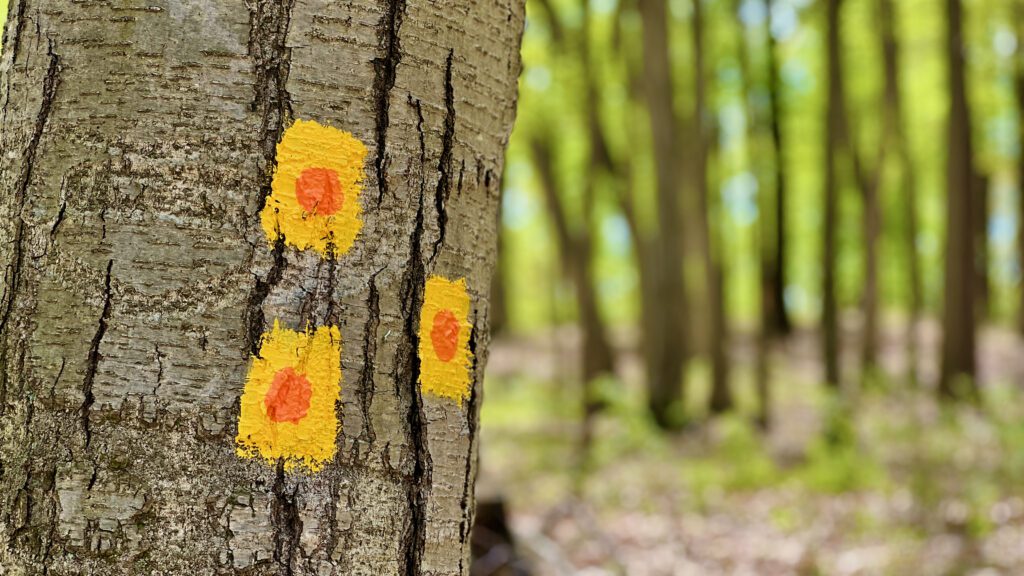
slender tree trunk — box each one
[879,0,922,386]
[855,1,900,383]
[939,0,979,400]
[691,0,732,415]
[1016,0,1024,335]
[765,0,793,337]
[861,165,882,380]
[638,0,688,428]
[532,0,618,460]
[735,0,773,426]
[974,171,990,320]
[0,1,524,573]
[529,136,615,457]
[822,0,844,389]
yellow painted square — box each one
[260,119,368,258]
[235,321,342,472]
[418,276,473,403]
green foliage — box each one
[504,0,1024,336]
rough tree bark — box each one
[0,0,524,574]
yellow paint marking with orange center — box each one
[418,276,474,403]
[260,119,368,257]
[236,321,342,472]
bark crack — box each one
[430,50,456,264]
[372,0,408,205]
[152,343,165,397]
[358,269,383,446]
[245,238,287,357]
[248,0,296,208]
[457,320,481,574]
[270,462,302,576]
[245,0,294,356]
[324,242,339,326]
[81,259,114,449]
[48,175,69,246]
[397,189,430,576]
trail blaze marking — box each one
[418,276,473,403]
[260,119,367,257]
[264,367,313,424]
[295,167,344,216]
[236,321,342,472]
[430,309,460,362]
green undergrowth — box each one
[481,368,1024,543]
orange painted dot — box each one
[264,367,313,424]
[295,167,344,215]
[430,309,461,362]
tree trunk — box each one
[974,171,990,320]
[735,0,773,426]
[692,0,732,415]
[822,0,844,389]
[638,0,688,429]
[1011,0,1024,334]
[765,0,793,337]
[879,0,922,386]
[529,135,615,459]
[0,1,524,574]
[530,0,618,460]
[939,0,979,400]
[1017,0,1024,335]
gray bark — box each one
[0,0,524,574]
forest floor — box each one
[474,317,1024,575]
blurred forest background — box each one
[4,0,1024,573]
[475,0,1024,574]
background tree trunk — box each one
[765,0,792,338]
[691,0,731,415]
[1017,0,1024,336]
[638,0,689,429]
[0,1,524,573]
[878,0,922,386]
[939,0,978,400]
[822,0,844,389]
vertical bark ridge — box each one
[7,395,35,547]
[1,0,31,123]
[81,259,113,449]
[430,50,456,264]
[398,189,430,576]
[245,0,295,359]
[249,0,296,185]
[0,44,60,414]
[373,0,408,205]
